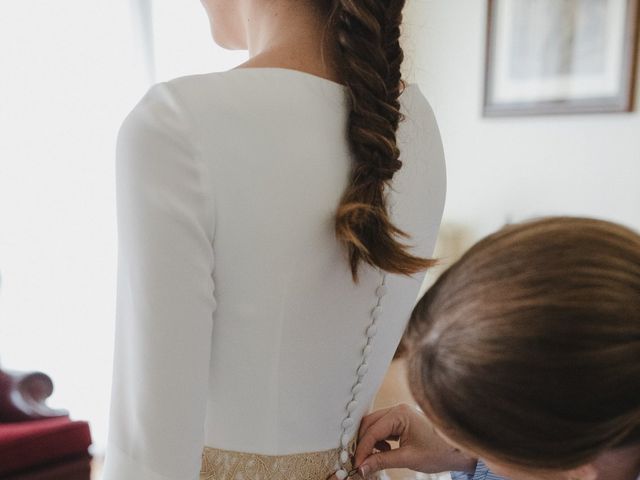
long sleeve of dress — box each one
[102,81,217,480]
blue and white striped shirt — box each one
[450,459,640,480]
[450,460,506,480]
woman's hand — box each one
[351,403,477,477]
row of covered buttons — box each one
[335,273,388,479]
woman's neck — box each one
[239,0,336,67]
[592,444,640,480]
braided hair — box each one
[323,0,436,281]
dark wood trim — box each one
[483,0,497,117]
[625,0,640,111]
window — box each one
[0,0,245,456]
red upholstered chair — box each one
[0,368,93,480]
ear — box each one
[565,463,597,480]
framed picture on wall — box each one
[484,0,640,116]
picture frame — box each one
[484,0,640,116]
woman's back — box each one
[103,67,446,478]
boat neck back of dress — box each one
[174,66,421,106]
[221,66,419,92]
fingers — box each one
[354,407,408,468]
[358,447,416,477]
[357,407,392,441]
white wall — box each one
[402,0,640,246]
[150,0,247,82]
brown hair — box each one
[404,216,640,470]
[320,0,436,281]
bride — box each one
[101,0,446,479]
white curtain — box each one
[0,0,244,457]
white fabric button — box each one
[335,271,388,470]
[342,416,354,429]
[366,324,377,338]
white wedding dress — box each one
[101,66,446,480]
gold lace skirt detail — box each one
[200,436,362,480]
